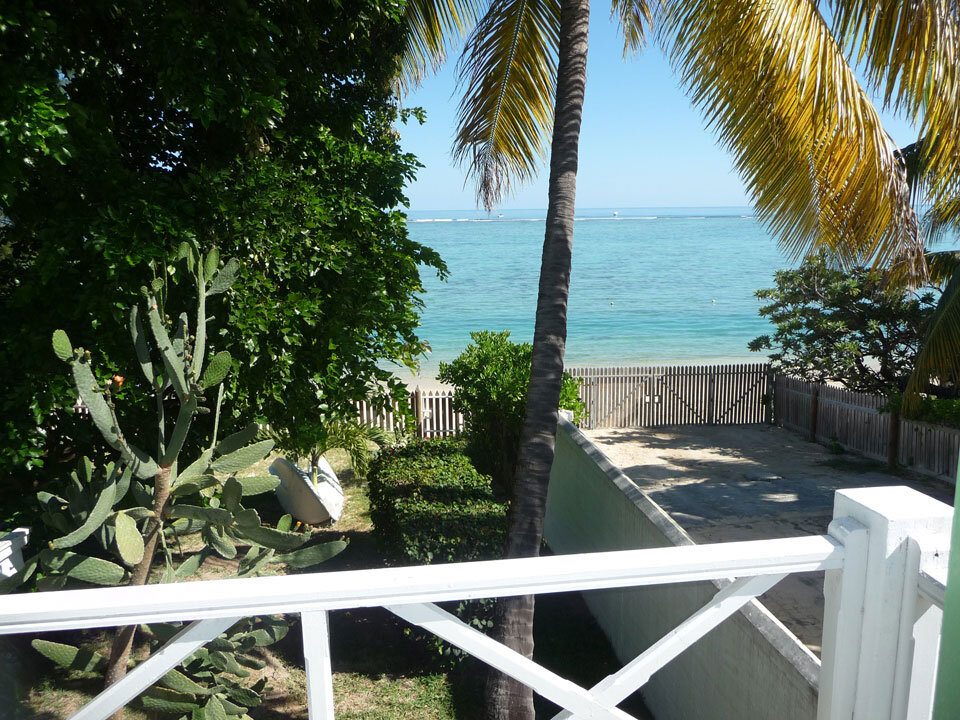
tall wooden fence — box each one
[354,368,959,484]
[772,374,960,484]
[568,363,771,430]
[358,364,771,437]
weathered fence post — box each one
[707,371,716,425]
[589,378,596,430]
[765,368,776,425]
[809,384,820,442]
[412,386,424,438]
[818,486,952,720]
[887,410,901,469]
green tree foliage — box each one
[0,0,443,495]
[749,255,936,396]
[437,331,584,494]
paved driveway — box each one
[583,424,954,653]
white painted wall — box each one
[544,419,820,720]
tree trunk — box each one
[484,1,589,718]
[103,464,172,720]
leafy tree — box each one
[438,330,583,493]
[0,0,443,498]
[402,0,924,715]
[749,255,936,396]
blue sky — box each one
[399,10,919,212]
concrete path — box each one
[583,424,955,654]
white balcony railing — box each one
[0,485,951,720]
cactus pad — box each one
[276,540,347,569]
[115,511,145,566]
[201,351,232,389]
[207,258,239,296]
[52,329,73,362]
[32,639,106,674]
[237,475,279,496]
[216,423,260,456]
[210,440,274,475]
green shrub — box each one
[886,394,960,430]
[368,438,506,564]
[368,438,506,662]
[437,330,585,494]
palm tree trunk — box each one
[484,0,589,718]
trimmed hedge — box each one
[368,437,508,661]
[368,437,507,565]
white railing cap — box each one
[0,535,843,636]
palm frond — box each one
[400,0,488,92]
[904,268,960,413]
[828,0,960,212]
[316,418,389,480]
[892,139,960,279]
[926,250,960,285]
[659,0,919,272]
[453,0,561,210]
[612,0,654,56]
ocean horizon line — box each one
[407,206,756,223]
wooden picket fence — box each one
[352,367,958,483]
[568,363,771,430]
[772,374,960,484]
[355,389,463,439]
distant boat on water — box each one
[613,210,619,217]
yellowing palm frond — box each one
[612,0,654,56]
[828,0,960,214]
[659,0,919,271]
[401,0,488,92]
[453,0,561,210]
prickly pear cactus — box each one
[7,243,346,717]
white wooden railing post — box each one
[302,611,335,720]
[818,487,953,720]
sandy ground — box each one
[583,424,955,655]
[390,369,453,391]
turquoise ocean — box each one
[406,207,794,376]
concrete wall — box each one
[544,419,820,720]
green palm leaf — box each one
[401,0,487,91]
[453,0,561,210]
[611,0,653,56]
[904,268,960,413]
[926,250,960,286]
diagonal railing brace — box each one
[68,616,241,720]
[387,602,637,720]
[552,573,787,719]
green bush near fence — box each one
[437,330,585,495]
[886,394,960,430]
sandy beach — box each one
[392,356,766,393]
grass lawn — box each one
[12,450,651,720]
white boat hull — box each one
[269,457,344,525]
